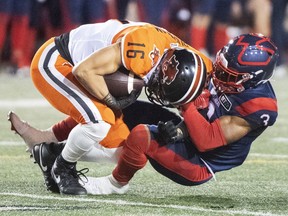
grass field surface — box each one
[0,72,287,216]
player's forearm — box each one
[182,103,227,152]
[74,71,109,100]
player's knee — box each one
[68,122,111,150]
[126,124,150,153]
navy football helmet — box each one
[145,47,207,107]
[213,33,279,94]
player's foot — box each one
[8,111,58,153]
[84,174,129,195]
[8,111,33,151]
[51,156,87,195]
[32,142,65,193]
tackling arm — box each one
[181,103,252,152]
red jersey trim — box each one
[235,97,277,116]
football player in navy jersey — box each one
[82,33,279,195]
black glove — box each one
[103,90,140,110]
[157,120,188,144]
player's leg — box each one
[81,116,129,163]
[84,124,213,195]
[84,124,150,195]
[29,38,86,195]
[30,38,116,195]
[33,118,128,194]
[146,126,213,186]
[122,100,181,130]
[51,122,110,195]
[8,111,79,153]
[8,111,61,152]
[8,98,179,153]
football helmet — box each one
[213,33,279,94]
[145,47,207,107]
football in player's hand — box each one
[104,67,144,98]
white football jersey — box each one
[68,19,147,64]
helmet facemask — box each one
[213,52,253,94]
[145,60,172,107]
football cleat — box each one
[51,156,88,195]
[32,142,64,193]
[84,174,129,195]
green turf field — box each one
[0,73,287,216]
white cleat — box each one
[84,174,129,195]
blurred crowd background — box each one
[0,0,287,77]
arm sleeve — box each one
[182,103,227,152]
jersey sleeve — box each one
[231,82,278,131]
[235,97,277,129]
[120,26,159,78]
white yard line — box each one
[0,99,50,108]
[0,141,24,146]
[0,206,52,211]
[249,153,288,159]
[0,192,284,216]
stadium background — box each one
[0,0,287,77]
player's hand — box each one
[193,89,211,110]
[103,90,140,110]
[157,120,178,144]
[178,89,210,115]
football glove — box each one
[157,120,188,144]
[103,90,140,110]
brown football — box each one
[104,67,144,98]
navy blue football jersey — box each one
[200,81,278,172]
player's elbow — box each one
[72,65,89,82]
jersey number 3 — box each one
[260,114,270,126]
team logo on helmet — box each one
[235,34,276,66]
[161,54,179,85]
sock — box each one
[52,117,78,141]
[112,125,150,185]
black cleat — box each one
[32,142,64,193]
[51,156,88,195]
